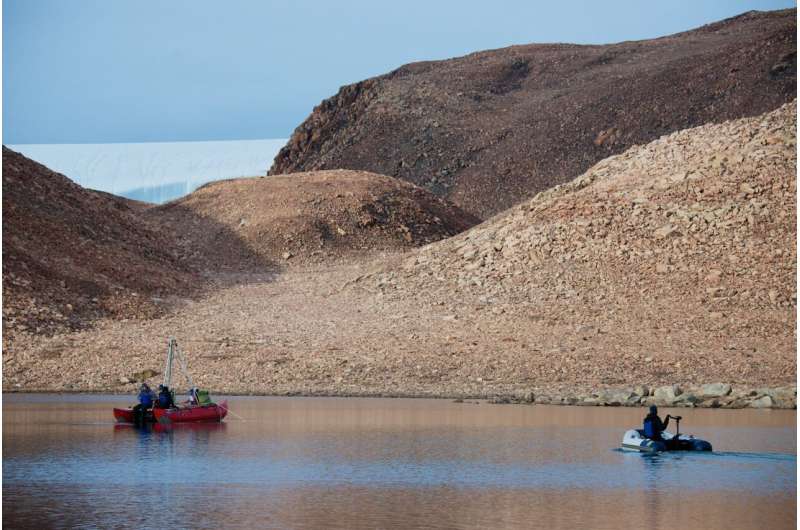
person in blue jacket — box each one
[132,383,155,423]
[643,405,673,440]
[135,383,154,409]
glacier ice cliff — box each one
[8,139,287,204]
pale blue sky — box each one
[3,0,795,144]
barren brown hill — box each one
[365,101,797,394]
[2,147,198,341]
[270,9,796,219]
[147,170,480,270]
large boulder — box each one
[762,386,797,408]
[654,385,683,404]
[749,395,775,408]
[699,383,732,398]
[594,388,639,406]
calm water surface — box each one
[3,394,796,529]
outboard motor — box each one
[691,439,713,451]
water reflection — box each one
[3,395,796,530]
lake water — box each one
[3,394,796,529]
[8,139,287,204]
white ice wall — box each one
[8,139,287,204]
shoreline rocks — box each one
[5,382,795,410]
[517,383,796,409]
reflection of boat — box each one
[113,337,229,425]
[114,419,228,433]
[621,416,712,452]
[151,420,228,432]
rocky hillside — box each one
[3,107,795,404]
[147,170,479,270]
[364,102,796,391]
[2,147,197,341]
[270,9,796,218]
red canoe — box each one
[114,401,228,424]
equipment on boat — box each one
[621,415,712,452]
[114,337,228,425]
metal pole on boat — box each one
[164,337,175,388]
[174,343,195,390]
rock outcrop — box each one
[270,9,796,219]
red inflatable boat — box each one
[115,339,230,425]
[114,401,228,424]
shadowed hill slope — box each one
[147,170,480,270]
[270,9,796,219]
[2,147,198,340]
[2,149,477,345]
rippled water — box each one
[3,394,796,529]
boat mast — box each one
[164,337,176,388]
[163,337,195,391]
[174,343,195,390]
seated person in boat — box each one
[180,388,212,407]
[133,383,155,414]
[643,405,673,440]
[157,385,175,409]
[186,388,199,406]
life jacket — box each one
[643,415,661,438]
